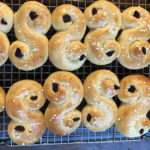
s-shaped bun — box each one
[82,70,119,131]
[116,75,150,137]
[44,71,83,135]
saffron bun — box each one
[6,80,46,145]
[82,70,119,132]
[9,1,51,71]
[44,71,83,135]
[84,0,121,65]
[0,2,13,66]
[49,4,86,71]
[116,75,150,137]
[118,7,150,69]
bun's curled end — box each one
[116,103,150,137]
[118,75,150,105]
[0,2,13,33]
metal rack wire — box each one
[0,0,150,146]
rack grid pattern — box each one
[0,0,150,146]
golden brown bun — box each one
[84,0,121,65]
[82,70,119,132]
[0,87,6,112]
[0,2,13,66]
[9,1,51,71]
[44,71,83,135]
[116,75,150,137]
[118,7,150,69]
[6,80,46,145]
[49,4,86,71]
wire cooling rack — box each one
[0,0,150,146]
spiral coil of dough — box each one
[118,7,150,69]
[0,87,6,113]
[0,2,13,66]
[82,70,119,132]
[116,75,150,137]
[44,71,83,135]
[49,4,87,71]
[9,1,51,71]
[6,80,46,145]
[84,0,121,65]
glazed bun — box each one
[49,4,86,71]
[118,7,150,69]
[84,0,121,65]
[9,1,51,71]
[116,75,150,137]
[82,70,119,131]
[6,80,46,145]
[44,71,83,135]
[0,2,13,66]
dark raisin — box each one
[15,48,23,58]
[106,51,114,57]
[142,47,146,55]
[133,10,140,18]
[128,85,136,93]
[79,54,86,61]
[92,8,97,15]
[116,30,123,39]
[114,85,120,90]
[63,15,71,23]
[73,117,80,122]
[52,82,59,92]
[30,96,38,101]
[15,126,25,132]
[1,18,7,25]
[146,111,150,120]
[87,113,92,122]
[139,128,144,134]
[29,11,38,20]
[148,39,150,43]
